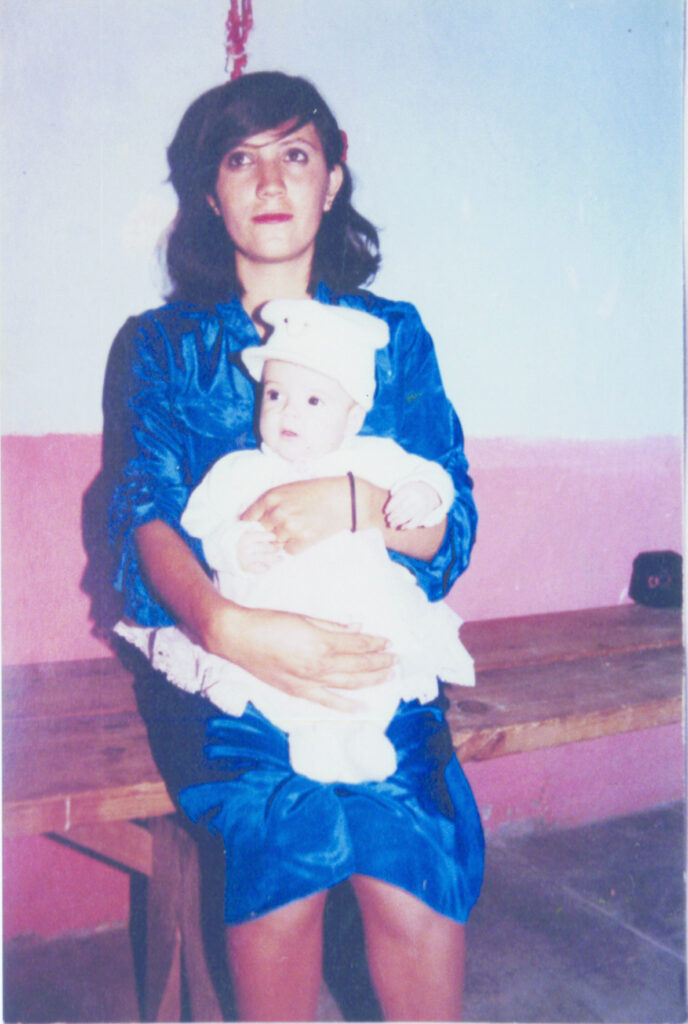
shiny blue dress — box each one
[108,282,484,925]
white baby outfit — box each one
[116,297,475,784]
[116,436,475,784]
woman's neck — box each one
[237,254,314,328]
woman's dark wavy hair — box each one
[165,71,381,304]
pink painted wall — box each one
[447,435,684,619]
[2,435,112,664]
[2,433,683,665]
[3,835,130,940]
[465,723,685,834]
[2,431,683,939]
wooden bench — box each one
[450,603,683,760]
[3,603,683,1020]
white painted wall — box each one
[1,0,683,438]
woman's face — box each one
[208,121,343,277]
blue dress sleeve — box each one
[363,302,478,601]
[105,313,207,626]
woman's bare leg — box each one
[351,874,465,1021]
[226,890,328,1021]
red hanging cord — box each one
[225,0,253,79]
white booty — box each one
[289,720,397,784]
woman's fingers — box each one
[301,616,397,685]
[271,666,392,710]
[240,479,350,551]
[240,491,270,523]
[316,663,396,690]
[303,615,385,645]
[208,604,396,703]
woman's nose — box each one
[256,158,286,195]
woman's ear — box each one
[206,195,222,217]
[323,164,344,213]
[345,402,367,438]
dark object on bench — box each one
[630,551,682,608]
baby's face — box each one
[259,359,365,461]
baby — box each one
[116,299,475,783]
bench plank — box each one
[3,606,679,722]
[3,710,174,836]
[446,645,683,761]
[460,604,682,672]
[3,657,137,721]
[3,606,682,837]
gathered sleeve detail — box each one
[106,313,208,626]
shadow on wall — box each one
[79,319,140,641]
[81,471,123,641]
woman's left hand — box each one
[240,477,352,553]
[241,475,445,561]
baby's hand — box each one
[384,481,441,530]
[237,526,283,573]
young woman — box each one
[107,71,484,1021]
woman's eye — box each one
[307,395,321,407]
[284,147,308,164]
[225,150,252,169]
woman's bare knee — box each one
[228,890,327,959]
[226,892,328,1021]
[350,875,465,1021]
[352,875,443,940]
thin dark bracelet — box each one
[347,471,357,533]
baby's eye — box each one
[284,147,308,164]
[307,395,322,407]
[266,388,281,401]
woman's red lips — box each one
[253,213,293,223]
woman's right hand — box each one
[136,519,395,710]
[202,601,396,711]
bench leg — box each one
[145,817,223,1022]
